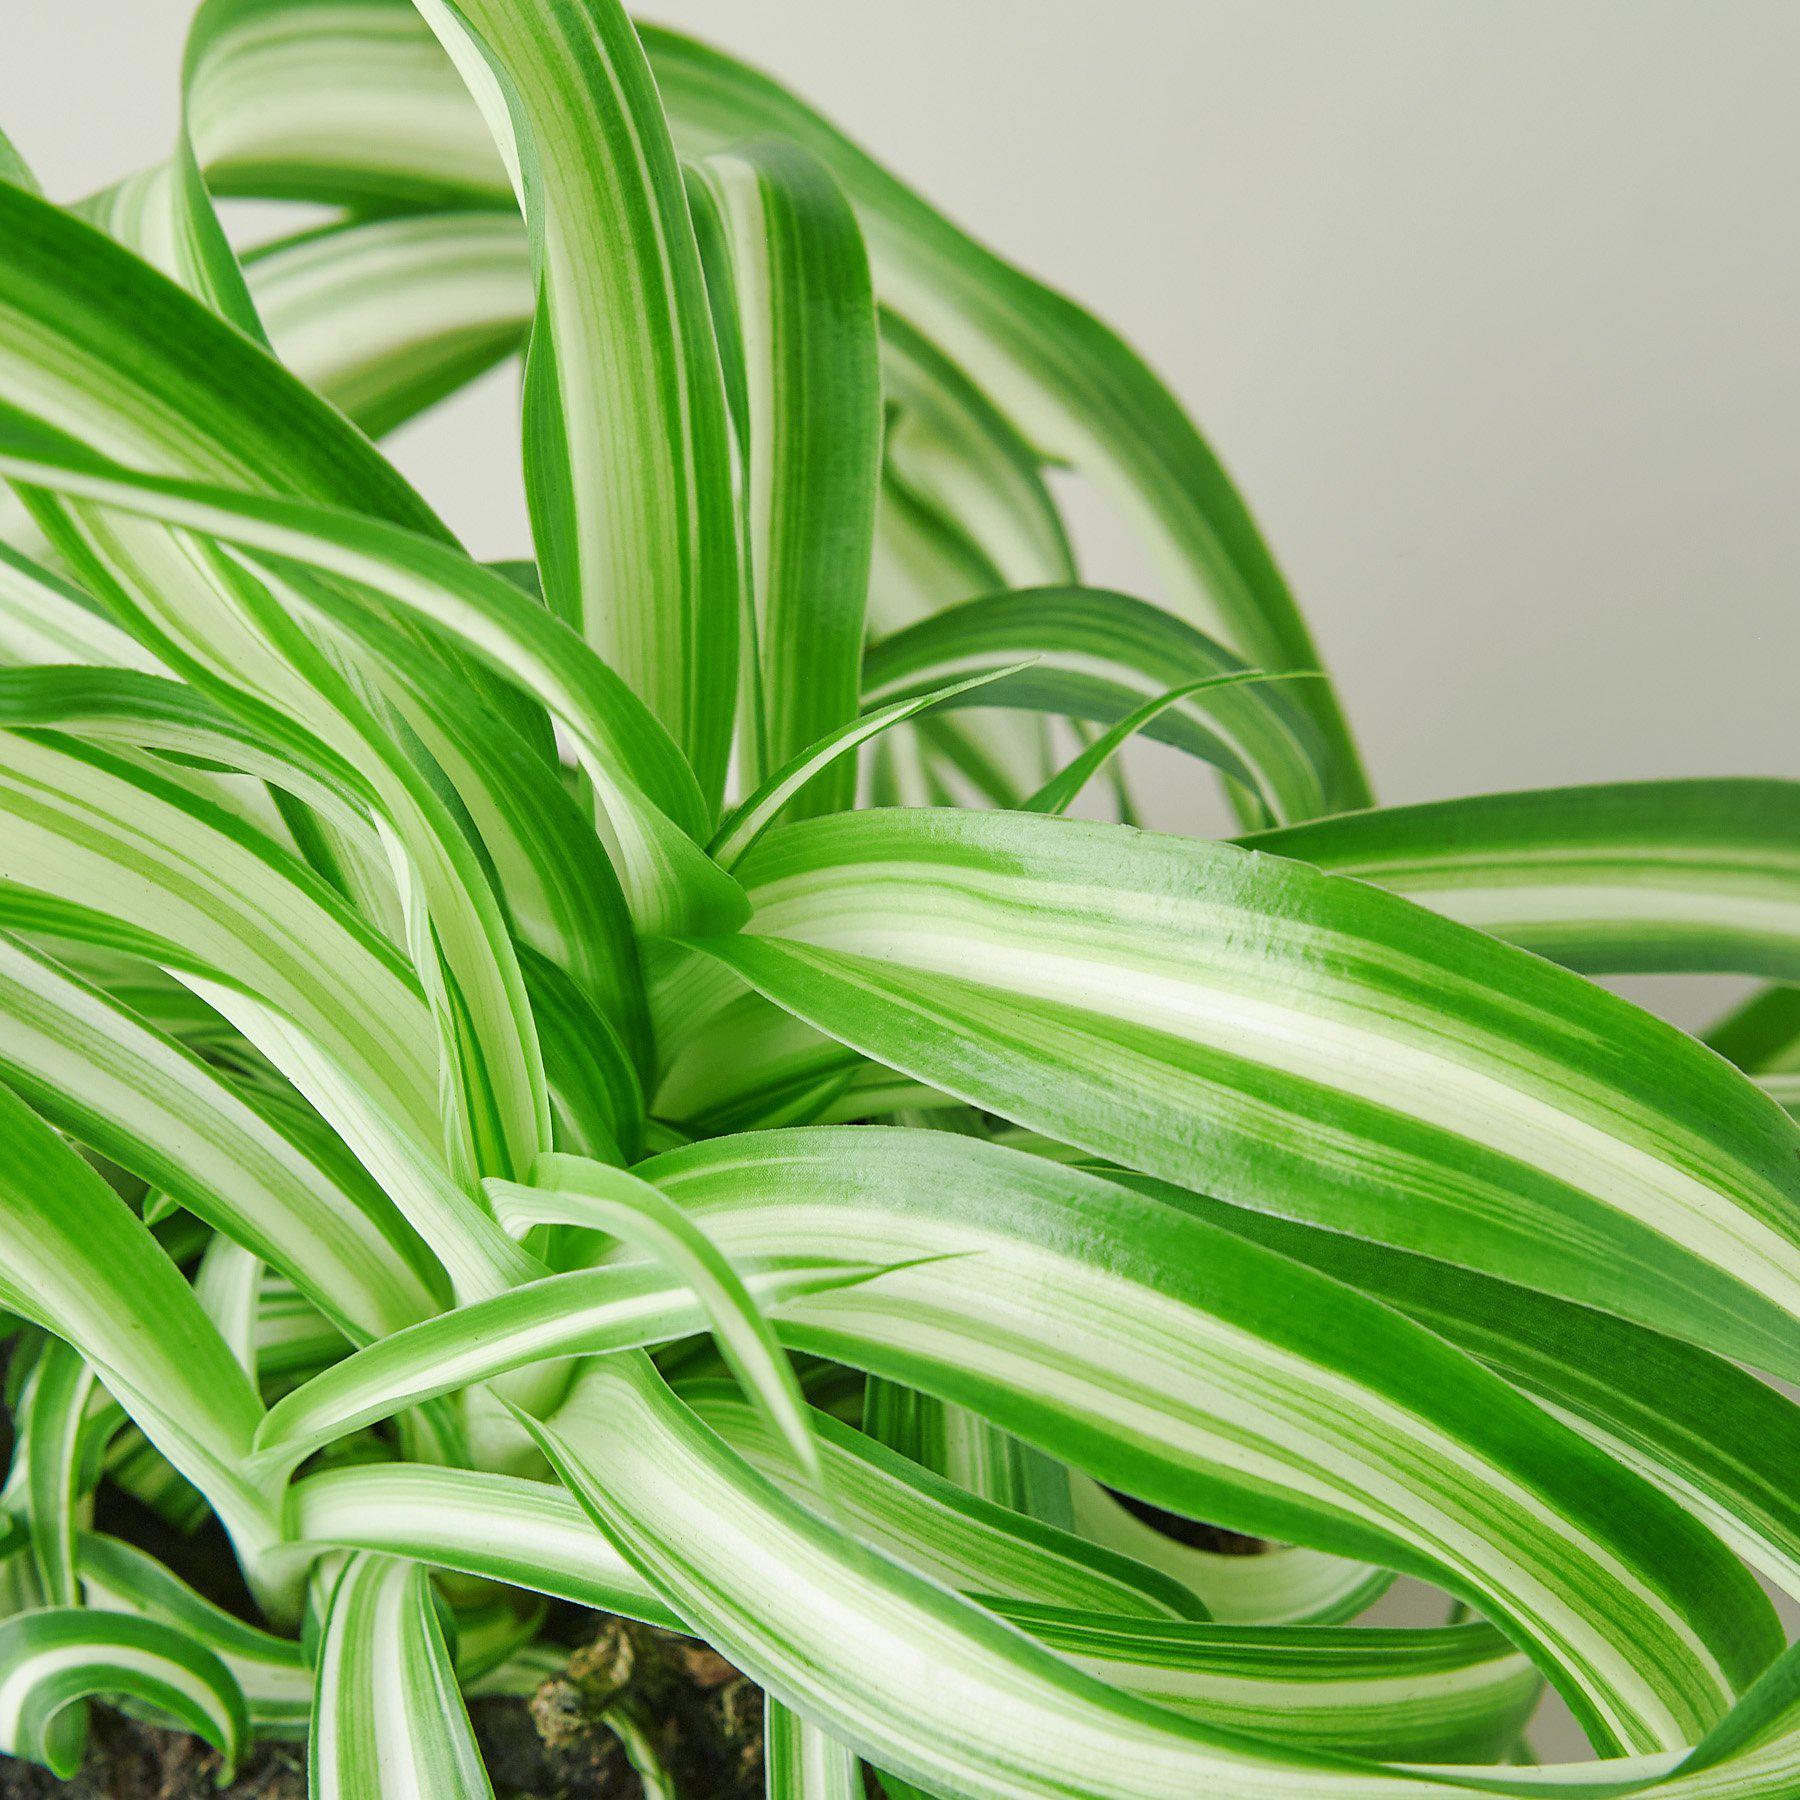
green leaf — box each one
[1130,1175,1800,1606]
[1066,1480,1388,1628]
[0,931,438,1341]
[489,1151,827,1485]
[1003,1605,1540,1764]
[0,182,564,1189]
[694,808,1800,1387]
[1707,985,1800,1075]
[309,1552,493,1798]
[0,723,544,1300]
[79,1533,313,1732]
[710,664,1032,872]
[1025,672,1317,818]
[676,1381,1200,1622]
[0,1079,279,1593]
[864,588,1333,825]
[248,212,530,437]
[689,137,881,816]
[1242,781,1800,979]
[860,1374,1076,1535]
[411,0,741,809]
[637,26,1372,811]
[0,1607,248,1781]
[767,1696,862,1800]
[0,418,743,942]
[253,1255,894,1474]
[0,541,160,672]
[287,1461,676,1627]
[525,1353,1352,1800]
[11,1338,99,1608]
[173,1,1369,806]
[632,1126,1777,1752]
[874,308,1075,605]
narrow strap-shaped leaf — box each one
[689,138,881,815]
[1067,1479,1389,1629]
[0,663,375,825]
[871,312,1077,811]
[443,1595,546,1688]
[1025,672,1315,818]
[865,587,1332,825]
[0,128,36,193]
[26,513,552,1203]
[79,1533,313,1732]
[174,0,1371,806]
[875,308,1075,603]
[0,540,159,671]
[0,1080,279,1593]
[195,1235,265,1379]
[221,563,555,1190]
[1707,985,1800,1075]
[180,972,546,1307]
[0,176,449,700]
[647,948,868,1137]
[607,1697,680,1799]
[1123,1172,1800,1604]
[1004,1605,1540,1766]
[287,1462,676,1627]
[861,1375,1076,1535]
[675,1381,1200,1622]
[253,1257,893,1473]
[490,1152,826,1484]
[0,934,438,1339]
[185,0,513,207]
[695,807,1800,1387]
[524,1352,1432,1800]
[710,663,1031,871]
[99,1428,211,1543]
[0,184,559,1186]
[9,1338,98,1608]
[636,25,1372,811]
[249,560,656,1071]
[768,1695,863,1800]
[79,149,264,343]
[38,185,647,1060]
[412,0,742,809]
[520,945,643,1162]
[0,1608,248,1781]
[0,724,442,1156]
[309,1552,493,1799]
[255,1278,350,1388]
[0,422,743,938]
[633,1126,1777,1752]
[248,211,530,437]
[1242,781,1800,979]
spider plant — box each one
[0,1,1795,1795]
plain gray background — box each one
[4,0,1798,1756]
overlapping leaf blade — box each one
[693,808,1800,1384]
[1244,781,1800,979]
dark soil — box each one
[0,1618,765,1799]
[0,1710,306,1798]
